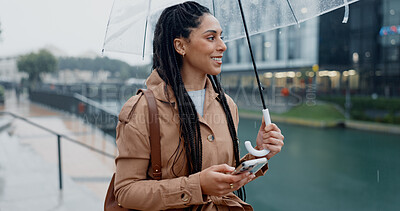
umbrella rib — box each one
[212,0,216,16]
[142,0,152,59]
[101,0,117,55]
[342,0,350,23]
[285,0,299,25]
[237,0,266,110]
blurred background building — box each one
[0,56,25,88]
[220,0,400,97]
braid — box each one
[153,2,206,174]
[210,76,240,166]
[209,75,246,201]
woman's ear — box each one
[173,38,186,56]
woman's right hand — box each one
[199,164,255,196]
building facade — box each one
[221,0,400,97]
[221,18,318,89]
[0,56,27,88]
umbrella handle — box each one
[244,109,271,157]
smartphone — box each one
[231,157,268,175]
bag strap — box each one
[137,89,162,180]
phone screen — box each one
[231,158,267,175]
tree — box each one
[17,49,58,89]
[58,56,151,79]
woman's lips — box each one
[211,57,222,64]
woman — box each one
[114,1,284,210]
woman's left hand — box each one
[256,121,284,160]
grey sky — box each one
[0,0,149,64]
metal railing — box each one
[0,111,115,190]
[29,90,120,135]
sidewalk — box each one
[0,91,117,210]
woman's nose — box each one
[218,39,227,52]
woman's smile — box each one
[211,56,223,65]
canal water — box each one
[237,117,400,210]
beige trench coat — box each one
[114,71,268,210]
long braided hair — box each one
[152,1,245,200]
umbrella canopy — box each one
[102,0,359,156]
[102,0,359,56]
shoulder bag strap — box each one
[137,89,162,180]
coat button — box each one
[207,134,214,142]
[181,193,189,202]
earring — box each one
[182,52,185,58]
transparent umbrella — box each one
[103,0,359,56]
[102,0,359,156]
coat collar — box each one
[146,70,220,110]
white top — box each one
[187,88,206,117]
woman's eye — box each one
[220,36,224,40]
[207,36,215,41]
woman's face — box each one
[180,14,227,76]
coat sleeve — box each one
[114,120,206,210]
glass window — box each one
[288,25,301,60]
[276,29,283,60]
[263,31,276,62]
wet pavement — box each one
[0,91,117,210]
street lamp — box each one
[345,53,359,119]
